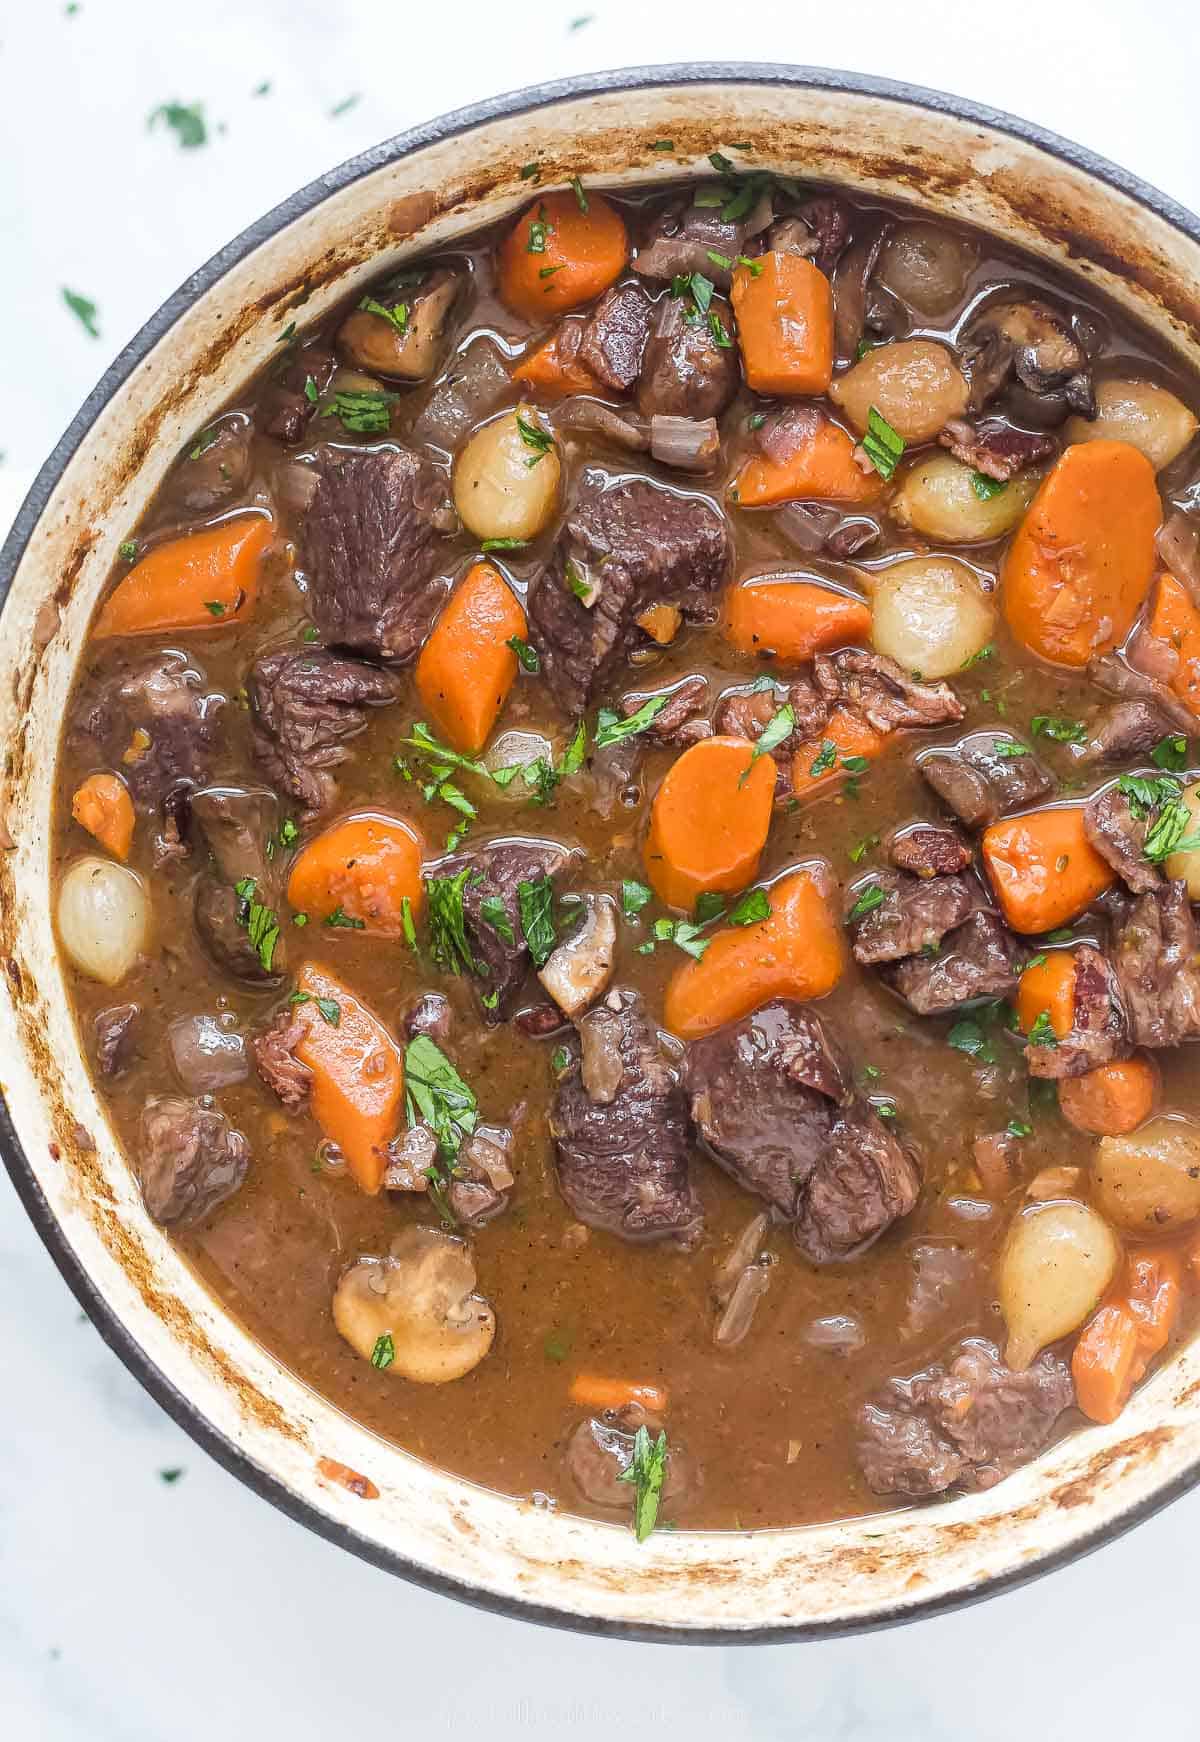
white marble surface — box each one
[4,1,1200,1734]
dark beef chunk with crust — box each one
[301,445,453,660]
[795,1106,921,1264]
[887,826,972,877]
[249,649,396,818]
[1084,787,1158,894]
[814,649,965,733]
[618,674,710,744]
[94,1003,139,1077]
[1083,700,1185,766]
[937,416,1057,482]
[1025,943,1129,1079]
[883,911,1022,1015]
[848,869,977,965]
[1109,881,1200,1049]
[80,652,225,814]
[440,839,570,1023]
[259,345,335,445]
[857,1339,1073,1496]
[636,292,739,421]
[577,283,654,393]
[167,419,254,514]
[252,1010,313,1111]
[920,732,1054,830]
[528,471,732,715]
[136,1096,250,1228]
[551,988,702,1246]
[715,674,828,750]
[767,196,852,276]
[633,191,771,286]
[1088,653,1197,733]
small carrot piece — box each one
[789,707,885,801]
[497,190,628,319]
[1001,440,1160,667]
[568,1375,669,1415]
[511,326,602,397]
[981,806,1114,934]
[94,516,271,638]
[731,415,879,507]
[291,960,405,1195]
[730,253,835,396]
[287,813,424,936]
[636,603,682,646]
[1074,1247,1183,1424]
[1136,572,1200,718]
[1016,950,1077,1040]
[664,868,844,1040]
[644,736,776,912]
[70,772,135,861]
[1059,1055,1159,1136]
[415,560,526,755]
[316,1457,379,1500]
[724,579,871,663]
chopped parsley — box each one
[481,537,529,553]
[544,1328,572,1362]
[189,427,219,460]
[618,1425,668,1543]
[708,310,733,348]
[506,635,540,673]
[527,206,550,254]
[519,162,540,181]
[1022,953,1048,973]
[62,287,100,337]
[671,270,715,323]
[565,559,595,604]
[947,1017,996,1063]
[1007,1120,1033,1138]
[621,879,653,920]
[1153,734,1190,772]
[425,866,481,975]
[315,997,340,1026]
[1032,715,1086,745]
[1027,1009,1058,1048]
[359,295,409,332]
[849,882,886,920]
[516,411,554,466]
[551,1047,570,1073]
[517,875,557,966]
[148,101,207,149]
[849,833,879,864]
[650,139,675,151]
[960,643,995,669]
[203,600,226,617]
[595,693,669,748]
[401,895,418,956]
[479,895,515,945]
[324,905,365,930]
[370,1333,395,1371]
[651,917,711,960]
[405,1034,477,1178]
[1046,928,1075,944]
[970,472,1008,501]
[232,877,279,973]
[303,377,319,402]
[320,389,399,433]
[569,176,589,214]
[994,740,1030,759]
[118,540,139,561]
[329,94,360,118]
[809,739,837,778]
[740,704,795,786]
[728,887,771,926]
[861,406,905,481]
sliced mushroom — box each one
[962,298,1094,419]
[332,1225,495,1383]
[337,267,463,382]
[538,896,617,1019]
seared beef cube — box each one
[1084,786,1158,893]
[1110,881,1200,1048]
[80,652,225,814]
[847,869,976,964]
[1088,653,1196,733]
[528,471,731,714]
[633,192,770,286]
[636,292,739,421]
[794,1105,921,1265]
[814,649,965,733]
[551,989,702,1245]
[937,416,1057,482]
[439,840,570,1023]
[193,878,280,985]
[920,731,1054,829]
[302,445,453,661]
[577,283,654,392]
[888,825,972,877]
[714,674,829,751]
[136,1096,250,1227]
[1024,943,1129,1079]
[260,345,335,444]
[618,674,709,744]
[766,197,852,275]
[252,1011,312,1110]
[94,1003,139,1077]
[882,911,1022,1015]
[1083,701,1184,766]
[249,649,396,818]
[167,418,254,513]
[191,786,278,884]
[856,1339,1073,1497]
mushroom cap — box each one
[332,1224,496,1383]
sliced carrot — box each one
[731,414,879,507]
[568,1375,668,1415]
[287,813,424,937]
[981,807,1114,934]
[511,326,602,397]
[291,960,405,1195]
[724,579,871,663]
[1001,440,1160,667]
[636,603,682,645]
[730,253,834,396]
[1137,572,1200,718]
[497,190,628,319]
[1059,1055,1159,1136]
[664,868,844,1040]
[789,707,885,802]
[1073,1247,1182,1424]
[644,736,776,912]
[95,516,271,638]
[70,772,135,861]
[1016,950,1077,1040]
[1126,1247,1183,1361]
[414,561,526,755]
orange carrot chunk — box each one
[291,960,405,1195]
[1135,572,1200,718]
[731,253,834,396]
[644,736,776,912]
[1001,440,1160,667]
[1073,1247,1182,1423]
[1059,1055,1159,1136]
[789,708,885,802]
[1016,951,1078,1041]
[981,807,1115,934]
[511,326,602,397]
[287,813,424,937]
[568,1375,669,1415]
[70,772,135,861]
[497,190,628,319]
[414,561,527,755]
[95,516,271,638]
[724,579,871,663]
[731,410,879,507]
[664,868,844,1040]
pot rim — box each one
[5,60,1200,1645]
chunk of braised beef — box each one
[633,190,772,286]
[619,674,709,743]
[440,839,570,1023]
[79,652,225,813]
[920,733,1055,830]
[856,1339,1073,1497]
[1109,881,1200,1049]
[714,675,829,749]
[795,1106,921,1265]
[635,292,739,421]
[191,785,278,885]
[882,911,1022,1016]
[847,869,977,965]
[577,283,654,393]
[888,825,972,877]
[259,345,335,445]
[189,787,284,988]
[769,195,852,275]
[94,1003,139,1077]
[1082,700,1184,766]
[136,1096,251,1228]
[1083,786,1159,894]
[551,988,702,1246]
[405,992,452,1044]
[248,649,397,818]
[168,1014,248,1095]
[1088,652,1197,733]
[194,880,283,987]
[528,471,732,714]
[1025,943,1129,1079]
[301,445,453,660]
[937,416,1057,482]
[167,419,253,514]
[813,649,965,733]
[252,1010,312,1110]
